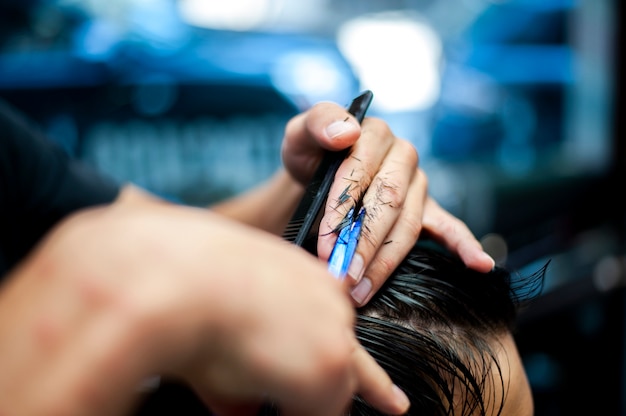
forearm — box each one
[209,168,304,235]
[114,168,304,236]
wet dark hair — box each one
[260,243,546,416]
[350,244,545,415]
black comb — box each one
[282,90,373,255]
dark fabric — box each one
[0,98,121,275]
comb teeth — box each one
[281,90,373,254]
[282,220,304,242]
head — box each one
[351,243,545,416]
[260,242,545,416]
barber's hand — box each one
[0,186,409,416]
[282,102,495,305]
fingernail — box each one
[393,384,410,412]
[325,120,358,139]
[351,277,372,305]
[347,253,364,284]
[480,252,496,271]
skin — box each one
[0,100,494,415]
[474,333,534,416]
[216,102,495,306]
[0,187,408,416]
[439,333,533,416]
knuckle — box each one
[297,340,352,391]
[364,116,390,132]
[363,117,394,142]
[283,115,299,138]
[398,139,419,166]
[372,253,396,279]
[372,177,404,210]
[435,216,462,239]
[401,211,424,242]
[323,343,352,375]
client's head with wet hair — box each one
[261,242,545,416]
[351,243,544,416]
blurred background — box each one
[0,0,623,414]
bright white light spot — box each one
[337,12,442,112]
[271,53,344,103]
[178,0,271,31]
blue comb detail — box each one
[328,207,366,280]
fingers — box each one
[317,117,399,258]
[317,118,419,304]
[351,342,411,415]
[317,118,495,307]
[282,102,362,185]
[348,168,427,306]
[273,337,410,416]
[421,197,495,273]
[347,182,495,306]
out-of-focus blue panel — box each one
[507,0,577,10]
[0,26,360,112]
[464,45,574,84]
[0,51,108,88]
[466,3,569,43]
